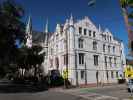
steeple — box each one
[98,24,101,33]
[45,19,48,33]
[69,13,74,26]
[56,23,61,33]
[63,19,69,31]
[26,15,32,35]
[44,19,49,46]
[25,15,32,48]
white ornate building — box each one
[28,15,126,86]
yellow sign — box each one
[63,69,69,79]
[124,65,133,78]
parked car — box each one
[127,79,133,92]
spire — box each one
[44,19,49,46]
[69,13,74,26]
[56,23,61,33]
[26,15,32,35]
[25,15,32,48]
[45,19,48,33]
[98,24,101,33]
[70,13,73,20]
[63,19,69,31]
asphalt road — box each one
[59,84,132,100]
[0,84,131,100]
[0,91,87,100]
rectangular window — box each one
[103,44,105,52]
[78,39,84,48]
[114,57,117,66]
[108,45,111,53]
[84,29,87,35]
[93,31,96,37]
[113,46,115,53]
[79,27,82,34]
[109,57,112,67]
[94,55,98,66]
[111,71,114,78]
[89,30,91,36]
[93,41,97,50]
[116,71,118,78]
[105,56,107,68]
[110,36,112,41]
[79,53,84,65]
[81,70,85,79]
[64,54,68,65]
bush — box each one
[50,76,64,87]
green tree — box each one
[17,45,44,79]
[0,0,25,77]
[120,0,133,54]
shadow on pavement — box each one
[0,81,48,93]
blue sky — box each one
[16,0,128,56]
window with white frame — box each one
[81,70,85,79]
[84,28,87,35]
[94,55,98,66]
[78,38,84,48]
[93,41,97,50]
[79,27,82,34]
[113,46,115,53]
[79,53,84,65]
[109,57,112,67]
[103,44,105,52]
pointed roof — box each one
[26,15,32,34]
[45,19,49,33]
[69,13,74,26]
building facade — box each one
[29,16,126,86]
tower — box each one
[25,16,32,48]
[44,19,49,47]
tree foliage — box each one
[120,0,133,54]
[0,0,25,77]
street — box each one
[57,84,133,100]
[0,91,87,100]
[0,84,132,100]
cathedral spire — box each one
[98,24,101,33]
[45,19,48,33]
[25,15,32,48]
[26,15,32,35]
[44,19,49,46]
[69,13,74,26]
